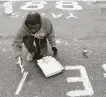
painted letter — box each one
[65,66,94,97]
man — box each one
[12,11,58,73]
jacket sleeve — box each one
[47,21,56,48]
[12,26,26,59]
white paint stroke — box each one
[65,42,68,45]
[11,12,20,16]
[41,13,45,15]
[104,73,106,78]
[65,66,94,97]
[56,39,61,44]
[102,64,106,78]
[66,13,78,19]
[2,48,6,52]
[2,48,12,51]
[102,64,106,72]
[52,13,62,18]
[15,72,28,95]
[10,14,19,17]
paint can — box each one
[4,2,13,15]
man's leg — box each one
[23,36,35,53]
[23,36,35,61]
[40,43,48,56]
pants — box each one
[23,36,48,56]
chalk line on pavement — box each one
[15,72,28,95]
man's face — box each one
[28,23,40,33]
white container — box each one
[4,2,13,15]
[37,56,64,77]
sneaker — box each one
[26,52,35,62]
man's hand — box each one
[52,47,58,56]
[35,53,44,60]
[16,57,24,74]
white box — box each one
[37,56,64,77]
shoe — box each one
[26,52,35,62]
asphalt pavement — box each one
[0,1,106,97]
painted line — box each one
[15,72,28,95]
[56,39,61,44]
[102,64,106,77]
[52,13,62,18]
[65,42,68,45]
[102,64,106,72]
[66,13,78,19]
[2,48,12,52]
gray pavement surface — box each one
[0,1,106,97]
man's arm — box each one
[47,21,58,55]
[12,26,25,59]
[47,22,56,47]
